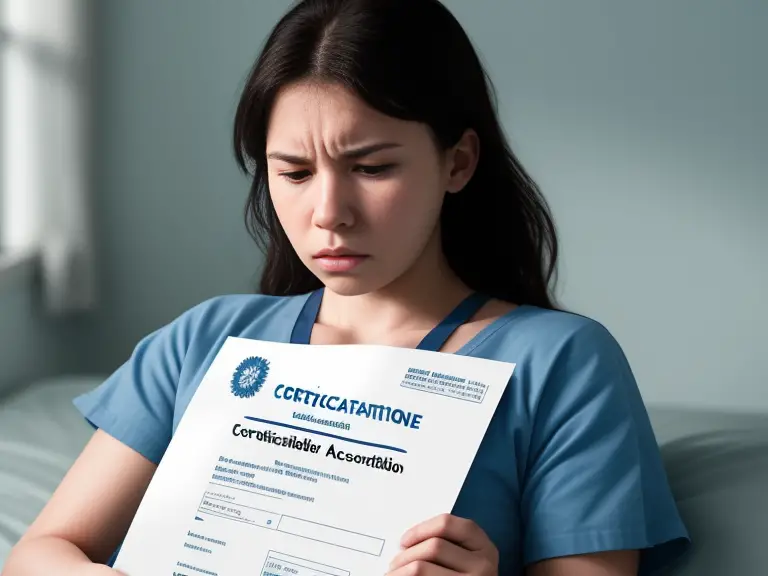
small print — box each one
[400,368,488,403]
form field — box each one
[277,516,385,556]
[261,551,350,576]
[199,483,384,556]
[198,498,280,529]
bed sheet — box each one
[0,376,102,569]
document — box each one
[114,337,516,576]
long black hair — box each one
[233,0,559,309]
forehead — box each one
[266,81,421,150]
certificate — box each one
[114,337,516,576]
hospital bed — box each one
[1,376,767,574]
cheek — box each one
[268,180,305,240]
[366,173,444,239]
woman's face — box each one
[265,81,476,296]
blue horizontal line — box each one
[243,416,407,454]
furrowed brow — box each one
[266,142,401,164]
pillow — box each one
[657,427,768,575]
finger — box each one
[389,537,475,573]
[387,560,455,576]
[401,514,487,552]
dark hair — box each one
[233,0,559,309]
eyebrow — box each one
[266,142,402,164]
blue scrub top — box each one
[73,293,690,575]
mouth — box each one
[312,247,366,258]
[312,248,369,273]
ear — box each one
[445,128,480,194]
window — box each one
[0,0,95,312]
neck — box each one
[317,233,472,337]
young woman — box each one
[3,1,690,575]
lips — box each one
[312,247,366,259]
[312,248,369,273]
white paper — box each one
[114,337,515,576]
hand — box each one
[387,514,498,576]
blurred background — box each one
[0,0,765,409]
[1,1,767,573]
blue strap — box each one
[415,292,490,352]
[106,543,121,567]
[290,288,324,345]
[291,288,490,352]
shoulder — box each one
[72,293,310,464]
[477,305,639,416]
[163,292,308,345]
[480,304,627,371]
[164,293,310,388]
[113,291,309,393]
[175,292,303,326]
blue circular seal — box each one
[231,356,270,398]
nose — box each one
[310,169,355,231]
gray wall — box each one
[77,0,765,411]
[0,259,82,396]
[0,263,54,396]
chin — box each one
[319,276,377,297]
[316,270,396,297]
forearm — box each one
[526,550,639,576]
[2,535,115,576]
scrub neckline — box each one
[287,287,530,355]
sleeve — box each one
[72,305,202,465]
[521,320,691,574]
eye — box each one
[354,164,395,177]
[280,169,312,182]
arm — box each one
[2,300,214,576]
[2,430,157,576]
[518,321,689,572]
[527,550,639,576]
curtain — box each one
[1,0,95,314]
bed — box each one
[0,375,102,569]
[1,377,768,574]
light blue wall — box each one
[74,0,292,373]
[442,0,767,411]
[78,0,766,411]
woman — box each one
[3,1,690,575]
